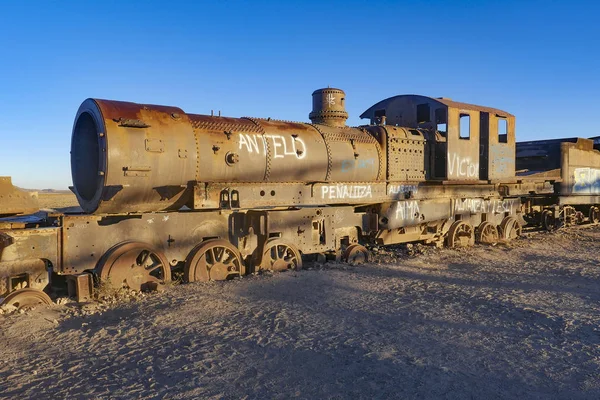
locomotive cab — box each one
[361,95,516,183]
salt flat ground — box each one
[0,197,599,399]
[37,192,81,212]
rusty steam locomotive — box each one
[1,88,599,308]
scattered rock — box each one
[55,297,71,305]
[0,304,17,314]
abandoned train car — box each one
[1,88,599,308]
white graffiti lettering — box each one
[454,198,516,214]
[573,167,600,194]
[448,153,478,178]
[238,133,306,160]
[325,93,336,106]
[394,200,421,221]
[388,184,419,196]
[321,185,372,199]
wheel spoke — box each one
[216,247,225,262]
[137,250,150,267]
[145,255,162,271]
[146,275,161,283]
[209,247,217,264]
[276,245,284,260]
[221,249,233,264]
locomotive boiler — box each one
[71,88,383,214]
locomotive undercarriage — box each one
[521,195,600,231]
[1,182,534,307]
[1,189,598,308]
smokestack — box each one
[309,88,348,127]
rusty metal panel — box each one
[0,259,48,297]
[378,195,521,231]
[191,181,500,210]
[446,107,480,181]
[249,119,327,182]
[66,274,93,302]
[0,227,59,268]
[0,227,58,296]
[194,182,388,209]
[60,212,231,275]
[383,126,426,181]
[312,124,383,182]
[259,207,365,255]
[379,198,452,229]
[313,182,385,204]
[359,94,513,126]
[559,139,600,195]
[482,113,516,181]
[190,114,268,182]
[453,197,520,218]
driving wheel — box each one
[258,239,302,272]
[184,239,244,282]
[97,242,171,291]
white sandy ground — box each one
[1,226,599,399]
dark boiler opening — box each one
[71,112,101,201]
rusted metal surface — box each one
[0,225,57,297]
[516,137,580,173]
[191,181,501,210]
[72,91,519,215]
[0,287,52,309]
[0,227,59,266]
[516,137,600,223]
[96,242,171,291]
[71,99,197,214]
[0,177,39,217]
[360,94,516,182]
[60,212,230,275]
[360,95,514,123]
[5,87,600,304]
[559,139,600,196]
[0,259,48,298]
[1,87,599,306]
[184,239,243,282]
[309,88,348,127]
[66,274,93,302]
[257,239,302,272]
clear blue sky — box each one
[0,0,598,189]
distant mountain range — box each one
[16,187,72,194]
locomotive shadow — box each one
[40,277,584,399]
[231,270,596,397]
[343,257,600,301]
